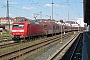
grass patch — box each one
[0,32,11,40]
[0,37,45,55]
[1,32,11,36]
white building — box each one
[76,18,85,27]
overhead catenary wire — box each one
[0,0,83,20]
[0,2,33,18]
[28,0,62,19]
[67,0,80,18]
[28,0,82,20]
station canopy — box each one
[84,0,90,24]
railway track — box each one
[0,39,12,43]
[47,32,80,60]
[0,41,19,49]
[69,33,82,60]
[0,32,75,60]
[0,35,11,42]
[61,33,83,60]
[0,32,73,49]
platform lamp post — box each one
[64,19,66,34]
[60,20,63,44]
[74,20,76,34]
[52,0,54,36]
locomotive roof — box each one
[14,20,40,24]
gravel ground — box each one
[35,36,73,60]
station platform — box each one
[83,31,90,60]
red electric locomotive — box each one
[12,20,45,41]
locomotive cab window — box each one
[13,24,24,28]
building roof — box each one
[0,17,14,20]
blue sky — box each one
[0,0,83,21]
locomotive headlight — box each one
[21,35,23,37]
[20,35,24,38]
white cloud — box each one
[23,7,31,10]
[45,4,60,7]
[54,4,60,7]
[9,2,18,4]
[61,5,66,8]
[5,0,18,5]
[45,4,52,7]
[23,7,35,10]
[31,7,36,9]
[9,14,12,16]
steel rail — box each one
[0,32,73,60]
[47,32,80,60]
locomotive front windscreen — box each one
[13,23,24,28]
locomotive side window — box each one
[13,24,24,28]
[19,24,24,28]
[13,24,18,28]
